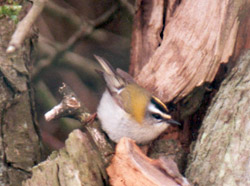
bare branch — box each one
[33,4,118,77]
[33,36,101,82]
[119,0,135,15]
[90,4,118,26]
[7,0,47,53]
[44,1,81,27]
[44,83,114,164]
[61,4,118,52]
[44,83,85,122]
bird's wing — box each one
[94,55,125,94]
[116,68,135,84]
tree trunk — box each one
[130,0,250,103]
[185,51,250,186]
[0,1,42,185]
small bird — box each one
[95,55,180,144]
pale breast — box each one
[97,90,168,144]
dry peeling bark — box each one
[130,0,250,103]
[0,1,42,185]
[107,137,191,186]
[23,129,109,186]
[186,51,250,185]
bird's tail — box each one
[94,55,125,93]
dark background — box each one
[34,0,134,151]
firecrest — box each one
[95,56,180,144]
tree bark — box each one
[0,1,42,185]
[130,0,250,103]
[129,0,250,185]
[185,51,250,186]
[23,129,109,186]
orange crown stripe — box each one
[152,96,169,112]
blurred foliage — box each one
[0,4,22,23]
[34,0,134,152]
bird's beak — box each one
[167,119,181,126]
[162,113,181,126]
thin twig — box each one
[60,3,118,52]
[33,4,118,77]
[119,0,135,15]
[44,1,81,27]
[7,0,47,53]
[90,4,118,26]
[45,83,114,164]
[33,36,101,81]
[44,83,83,121]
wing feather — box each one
[94,55,125,93]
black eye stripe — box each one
[150,97,168,114]
[152,113,163,120]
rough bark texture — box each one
[107,137,190,186]
[130,0,250,103]
[128,0,250,185]
[130,0,164,74]
[0,1,42,185]
[23,129,108,186]
[186,51,250,186]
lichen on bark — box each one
[186,51,250,186]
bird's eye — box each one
[152,113,162,120]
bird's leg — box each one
[85,112,97,124]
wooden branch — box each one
[44,83,114,164]
[107,137,191,186]
[130,0,250,103]
[7,0,47,53]
[119,0,135,15]
[44,1,81,27]
[44,83,83,121]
